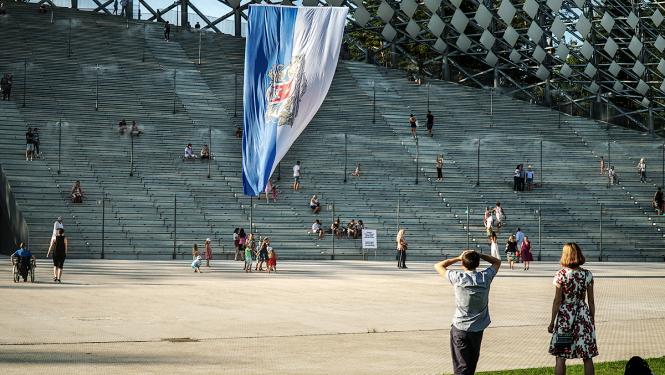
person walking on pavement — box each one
[47,228,68,283]
[51,216,64,246]
[396,229,408,269]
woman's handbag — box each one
[553,330,574,349]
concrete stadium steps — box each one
[346,62,665,260]
[1,2,663,261]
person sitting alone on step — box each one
[70,180,85,203]
[309,195,321,214]
[351,163,361,177]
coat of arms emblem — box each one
[265,55,308,127]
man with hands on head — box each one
[434,250,501,375]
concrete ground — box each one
[1,258,664,375]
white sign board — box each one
[361,229,377,249]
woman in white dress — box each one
[489,232,500,260]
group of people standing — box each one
[484,202,533,270]
[25,127,41,161]
[513,164,535,191]
[600,156,649,186]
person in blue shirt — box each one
[11,242,35,282]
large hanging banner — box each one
[241,4,348,196]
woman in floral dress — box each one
[548,243,598,375]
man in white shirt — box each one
[51,216,64,245]
[293,161,301,191]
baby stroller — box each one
[12,256,35,283]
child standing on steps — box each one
[191,244,202,273]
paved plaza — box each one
[1,258,664,374]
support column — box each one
[234,8,242,37]
[544,79,551,106]
[649,104,654,135]
[71,0,78,9]
[181,0,188,29]
[442,55,450,81]
[493,67,499,88]
[390,44,397,68]
[127,0,134,19]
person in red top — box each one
[520,236,533,270]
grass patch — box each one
[455,356,665,375]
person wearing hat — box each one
[51,216,64,246]
[526,165,535,191]
[204,238,213,267]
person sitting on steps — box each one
[309,195,321,214]
[184,144,197,159]
[70,180,85,203]
[118,119,128,135]
[200,145,210,160]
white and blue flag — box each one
[242,4,348,196]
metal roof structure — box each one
[43,0,665,132]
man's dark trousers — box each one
[450,325,484,375]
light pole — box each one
[540,139,543,187]
[662,141,664,188]
[343,132,348,183]
[415,136,419,185]
[68,19,72,58]
[207,125,211,179]
[372,81,376,124]
[330,202,336,260]
[142,23,146,62]
[22,58,27,108]
[249,197,253,234]
[172,194,177,260]
[234,72,238,118]
[427,83,430,112]
[57,119,62,174]
[476,138,480,187]
[537,205,542,261]
[172,69,177,114]
[129,133,134,176]
[100,194,105,259]
[466,205,470,249]
[489,88,493,128]
[95,64,99,111]
[599,203,603,261]
[396,189,400,231]
[198,30,202,65]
